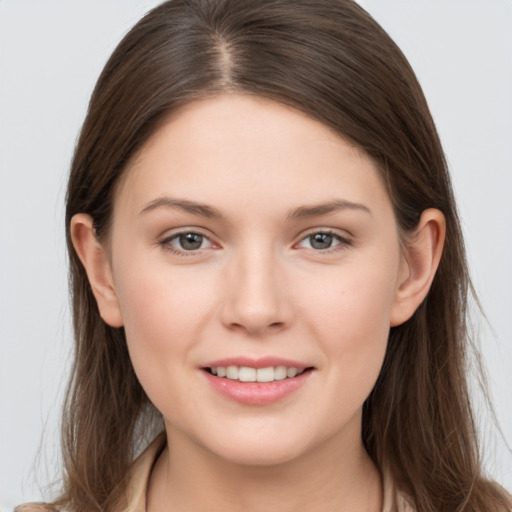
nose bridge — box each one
[221,240,291,335]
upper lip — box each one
[202,356,311,370]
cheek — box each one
[297,254,399,385]
[115,248,215,332]
[113,261,216,390]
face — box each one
[107,95,408,465]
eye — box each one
[296,231,351,251]
[162,231,214,253]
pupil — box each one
[311,233,332,250]
[179,233,203,250]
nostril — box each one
[226,320,285,335]
[219,270,293,334]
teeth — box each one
[256,367,274,382]
[274,365,287,380]
[286,367,297,378]
[210,365,305,382]
[239,367,256,382]
[226,366,239,380]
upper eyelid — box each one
[158,236,217,262]
[158,227,352,248]
[297,227,352,241]
[294,229,353,252]
[160,227,213,242]
[159,229,218,254]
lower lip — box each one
[203,370,312,405]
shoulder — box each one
[382,467,416,512]
[395,493,415,512]
[15,434,166,512]
[121,432,167,512]
[14,505,60,512]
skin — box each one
[72,94,445,512]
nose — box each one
[220,246,293,337]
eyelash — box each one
[160,230,214,256]
[159,229,353,256]
[296,230,353,254]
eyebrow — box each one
[139,197,223,218]
[139,196,371,220]
[286,199,371,219]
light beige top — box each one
[123,434,415,512]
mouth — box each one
[201,358,315,404]
[204,365,313,383]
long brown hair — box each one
[22,1,511,511]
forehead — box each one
[114,94,390,220]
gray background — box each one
[1,1,511,509]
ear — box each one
[70,214,124,327]
[390,208,446,327]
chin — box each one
[194,422,329,468]
[214,439,308,467]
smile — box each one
[207,365,306,382]
[202,358,314,405]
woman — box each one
[17,0,511,511]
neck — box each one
[147,417,383,512]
